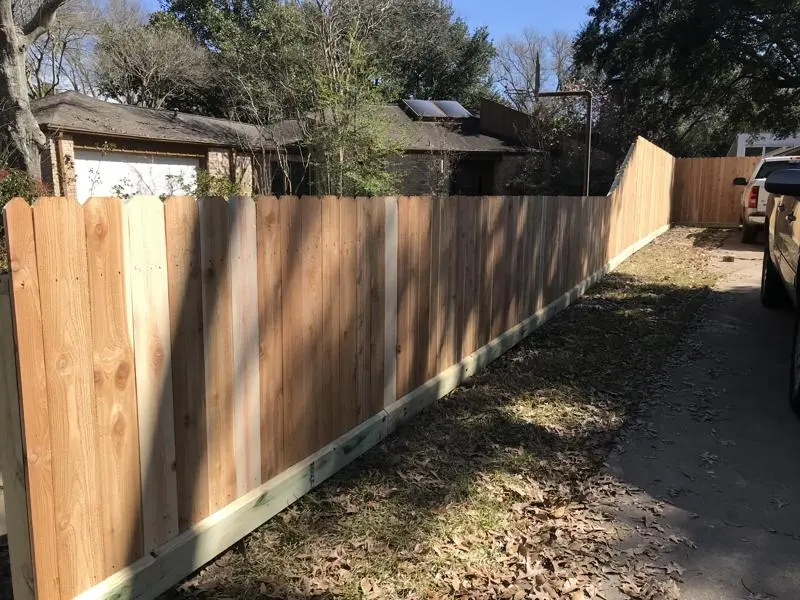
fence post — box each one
[0,274,35,600]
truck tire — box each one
[742,223,759,244]
[761,246,790,308]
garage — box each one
[73,149,200,203]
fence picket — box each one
[3,198,59,599]
[164,195,209,531]
[198,196,236,512]
[229,196,261,494]
[84,197,143,572]
[255,195,284,479]
[127,196,179,552]
[33,196,104,596]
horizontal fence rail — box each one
[0,136,674,600]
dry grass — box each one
[160,227,727,600]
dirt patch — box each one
[165,227,728,600]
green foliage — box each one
[0,169,44,208]
[193,170,242,197]
[162,170,242,198]
[162,0,496,113]
[574,0,800,156]
[0,169,46,271]
[370,0,496,105]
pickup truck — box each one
[735,156,800,243]
[761,167,800,415]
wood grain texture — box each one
[73,209,673,600]
[338,196,359,434]
[198,197,236,512]
[127,196,179,554]
[383,197,398,407]
[508,196,523,328]
[476,199,491,348]
[519,197,533,320]
[488,196,505,340]
[0,282,35,600]
[395,197,413,396]
[443,195,459,371]
[255,196,284,479]
[672,157,759,225]
[368,198,386,417]
[3,198,60,599]
[453,196,466,363]
[229,197,261,495]
[164,196,209,531]
[84,197,143,573]
[33,196,105,597]
[300,196,323,450]
[321,196,342,441]
[425,196,443,381]
[279,196,305,466]
[6,149,680,599]
[356,196,372,422]
[413,196,430,391]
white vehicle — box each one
[735,156,800,243]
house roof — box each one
[378,105,524,154]
[32,92,525,154]
[32,92,265,147]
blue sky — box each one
[140,0,594,40]
[452,0,594,41]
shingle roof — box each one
[32,92,264,147]
[377,105,524,154]
[32,92,524,154]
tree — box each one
[0,0,72,176]
[26,0,100,98]
[493,29,573,111]
[574,0,800,156]
[164,0,495,109]
[95,16,211,109]
[163,0,408,195]
[371,0,495,105]
[301,0,404,195]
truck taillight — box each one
[749,186,759,208]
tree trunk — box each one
[0,4,46,179]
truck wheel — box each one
[742,223,759,244]
[761,246,790,308]
[790,310,800,417]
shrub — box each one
[163,170,242,199]
[0,169,48,272]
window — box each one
[449,159,496,195]
[268,161,311,196]
[756,160,800,179]
[745,146,764,157]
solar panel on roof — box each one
[402,99,448,119]
[433,100,474,119]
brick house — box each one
[32,92,531,201]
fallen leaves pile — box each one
[166,228,726,600]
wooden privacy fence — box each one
[672,156,761,226]
[0,136,673,600]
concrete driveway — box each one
[609,232,800,599]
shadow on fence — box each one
[159,262,725,598]
[0,135,678,600]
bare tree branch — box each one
[21,0,67,43]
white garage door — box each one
[73,149,200,203]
